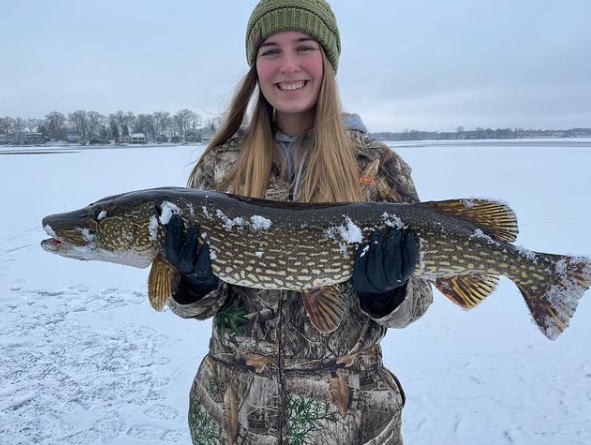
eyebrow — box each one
[259,37,317,48]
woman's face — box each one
[256,31,324,130]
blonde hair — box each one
[188,52,363,203]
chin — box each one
[275,102,315,115]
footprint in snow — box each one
[143,403,180,420]
[10,278,26,291]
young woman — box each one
[163,1,433,443]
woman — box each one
[164,0,433,443]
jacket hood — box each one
[342,113,368,133]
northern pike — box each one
[41,186,591,340]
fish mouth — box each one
[41,223,91,259]
[41,223,65,253]
[41,237,61,252]
[40,236,85,258]
[42,226,158,269]
[42,223,68,252]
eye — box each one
[92,208,106,221]
[259,48,279,57]
[296,45,315,53]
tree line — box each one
[2,111,590,145]
[0,109,223,145]
[371,126,591,142]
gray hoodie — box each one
[275,113,368,197]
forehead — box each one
[262,30,316,45]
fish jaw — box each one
[41,225,155,268]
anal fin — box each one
[433,274,500,309]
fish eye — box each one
[92,208,106,221]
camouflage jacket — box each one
[168,124,433,444]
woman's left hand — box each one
[352,227,418,316]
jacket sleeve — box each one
[357,135,434,328]
[167,281,230,320]
[166,148,230,320]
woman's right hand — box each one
[163,214,219,301]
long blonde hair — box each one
[188,52,363,203]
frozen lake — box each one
[1,139,590,444]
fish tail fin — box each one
[517,253,591,340]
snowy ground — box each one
[1,140,590,444]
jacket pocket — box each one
[381,368,406,409]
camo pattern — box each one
[168,129,433,444]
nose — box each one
[279,52,300,74]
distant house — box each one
[67,131,82,144]
[24,132,44,145]
[88,133,110,145]
[130,133,146,144]
[0,134,7,145]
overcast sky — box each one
[2,0,590,132]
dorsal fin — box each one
[422,199,518,242]
[433,274,500,309]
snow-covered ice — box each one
[1,140,590,444]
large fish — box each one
[41,187,590,340]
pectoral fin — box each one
[148,253,181,311]
[434,274,500,309]
[302,286,345,334]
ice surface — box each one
[1,140,591,444]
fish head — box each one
[41,191,167,268]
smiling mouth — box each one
[277,81,307,91]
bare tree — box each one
[204,115,223,133]
[187,111,202,142]
[108,114,120,142]
[173,108,201,142]
[45,112,67,141]
[87,111,106,141]
[68,110,89,141]
[0,117,14,136]
[133,114,156,142]
[113,111,136,137]
[12,118,27,144]
[25,118,41,133]
[152,111,171,142]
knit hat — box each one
[245,0,341,72]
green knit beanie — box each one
[246,0,341,72]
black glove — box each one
[352,227,418,317]
[163,214,218,303]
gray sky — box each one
[2,0,590,132]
